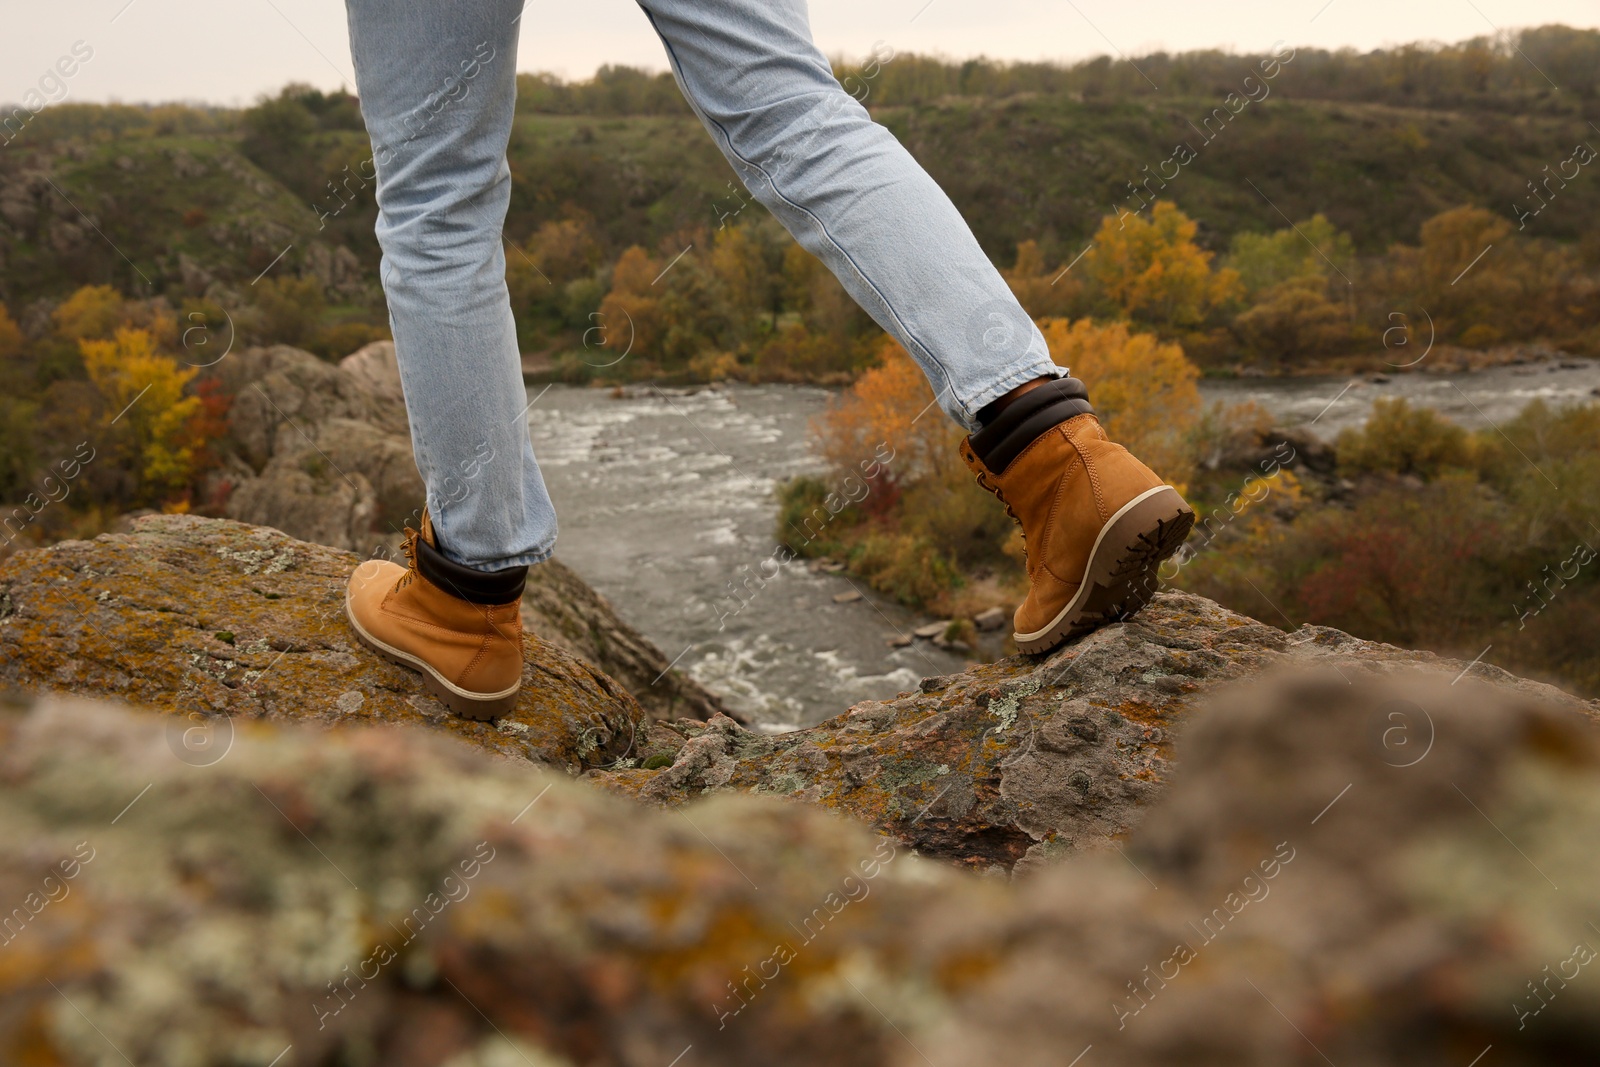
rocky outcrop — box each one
[210,341,424,549]
[0,514,645,771]
[593,594,1594,871]
[1,667,1596,1066]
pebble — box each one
[973,606,1009,631]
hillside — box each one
[880,94,1600,261]
[6,93,1598,313]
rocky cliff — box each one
[0,513,644,772]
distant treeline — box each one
[512,25,1600,116]
[508,25,1600,115]
[828,24,1600,113]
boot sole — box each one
[1014,485,1195,655]
[344,598,521,721]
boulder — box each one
[209,343,423,545]
[906,666,1600,1067]
[594,593,1594,871]
[973,605,1008,631]
[0,666,1595,1066]
[337,340,411,436]
[0,514,644,772]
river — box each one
[524,356,1600,729]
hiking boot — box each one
[960,377,1194,654]
[344,509,528,719]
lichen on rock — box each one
[595,592,1594,872]
[0,513,645,772]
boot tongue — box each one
[419,507,438,549]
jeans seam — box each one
[642,8,962,417]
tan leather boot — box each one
[344,510,526,719]
[960,409,1194,653]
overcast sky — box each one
[8,0,1599,107]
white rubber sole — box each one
[1014,484,1195,654]
[345,597,520,720]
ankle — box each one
[975,376,1054,428]
[415,535,528,604]
[968,377,1094,473]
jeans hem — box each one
[956,359,1068,432]
[437,543,555,572]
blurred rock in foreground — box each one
[0,668,1595,1066]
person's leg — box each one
[342,0,540,719]
[634,0,1062,431]
[640,0,1193,652]
[345,0,555,571]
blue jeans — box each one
[346,0,1061,571]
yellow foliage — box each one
[1002,240,1081,320]
[1234,276,1349,361]
[527,217,602,280]
[686,349,742,382]
[0,303,23,360]
[597,246,664,361]
[1087,201,1240,328]
[80,328,202,498]
[1038,317,1201,489]
[813,335,958,485]
[52,284,126,342]
[709,225,768,321]
[52,285,176,347]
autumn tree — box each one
[594,245,665,367]
[1368,204,1587,348]
[80,328,204,502]
[1226,214,1354,297]
[813,335,956,487]
[1003,239,1084,321]
[1086,201,1240,330]
[708,222,775,331]
[1234,277,1350,362]
[802,336,1011,602]
[51,284,128,343]
[528,216,603,280]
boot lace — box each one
[395,522,420,590]
[974,469,1026,551]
